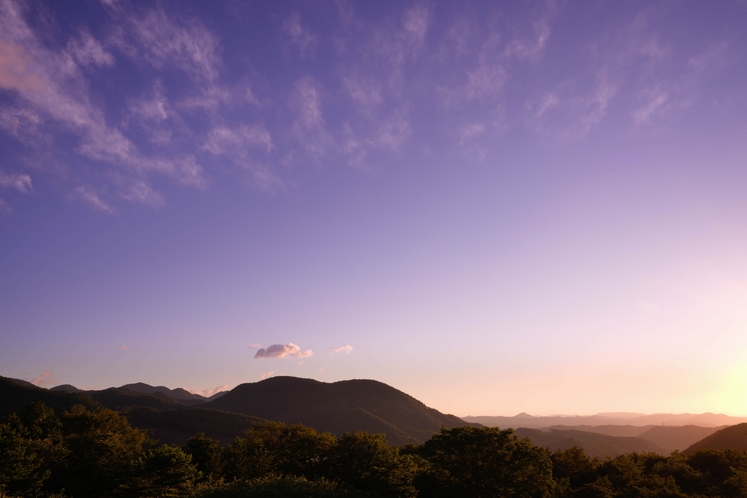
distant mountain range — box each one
[0,375,476,446]
[50,381,227,402]
[3,374,747,455]
[513,425,726,457]
[464,412,747,428]
[514,428,666,458]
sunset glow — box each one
[2,0,747,418]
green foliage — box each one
[223,422,335,481]
[8,398,747,498]
[124,444,200,497]
[0,420,47,497]
[418,425,556,498]
[189,474,376,498]
[52,404,150,497]
[323,431,418,498]
[186,432,223,482]
[551,446,597,490]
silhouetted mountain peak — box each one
[50,384,82,393]
[206,376,478,445]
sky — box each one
[1,0,747,418]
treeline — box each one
[2,402,747,497]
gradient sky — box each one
[2,0,747,417]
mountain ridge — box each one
[204,376,479,445]
[465,412,747,428]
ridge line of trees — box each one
[2,401,747,497]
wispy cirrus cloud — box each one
[70,185,114,213]
[632,86,670,125]
[0,169,32,214]
[0,1,741,213]
[688,42,728,72]
[0,0,217,211]
[527,78,617,139]
[108,6,221,83]
[260,371,275,379]
[504,20,551,59]
[67,30,114,68]
[254,343,313,359]
[0,170,32,192]
[329,345,353,355]
[283,12,319,58]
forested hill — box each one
[1,375,478,446]
[205,376,479,445]
[685,423,747,454]
[0,376,99,418]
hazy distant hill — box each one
[88,387,187,411]
[0,376,99,418]
[684,423,747,454]
[547,425,654,437]
[465,412,747,429]
[544,424,723,452]
[637,425,723,453]
[205,376,479,445]
[515,428,666,458]
[124,407,267,445]
[51,381,225,409]
[119,382,208,404]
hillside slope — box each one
[124,407,267,445]
[206,376,477,445]
[514,428,667,458]
[685,423,747,454]
[637,425,723,453]
[0,376,99,418]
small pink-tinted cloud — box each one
[254,343,313,359]
[329,345,353,355]
[189,385,229,397]
[31,370,56,387]
[119,344,131,351]
[248,343,262,349]
[261,370,275,379]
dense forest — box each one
[3,401,747,497]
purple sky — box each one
[2,0,747,416]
